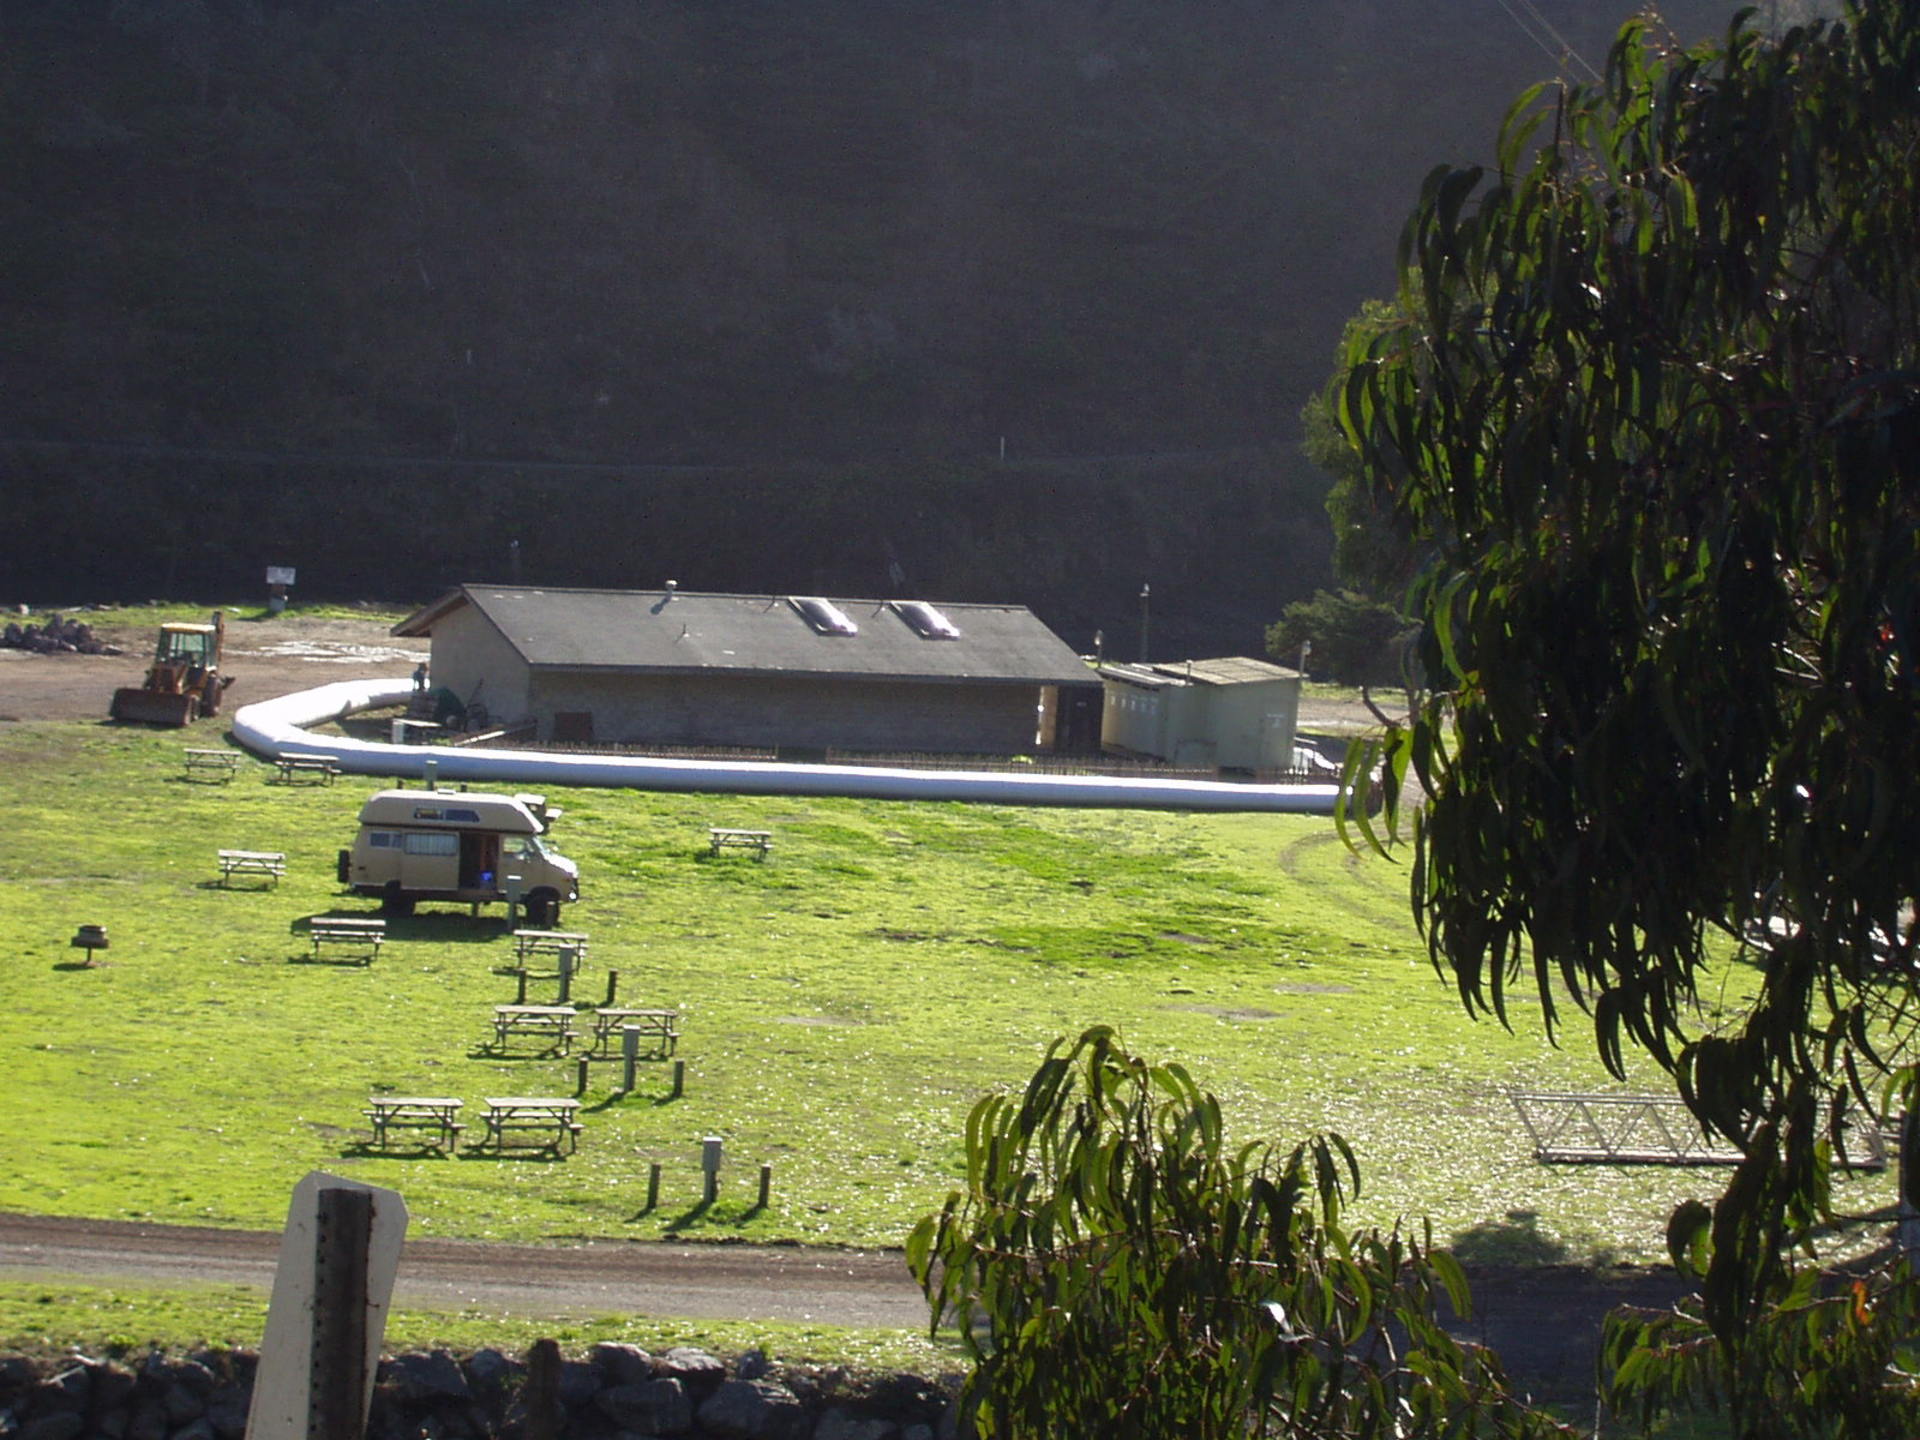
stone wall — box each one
[0,1340,962,1440]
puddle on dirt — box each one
[243,641,428,663]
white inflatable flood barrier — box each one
[232,679,1341,814]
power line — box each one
[1490,0,1602,87]
[0,434,1277,478]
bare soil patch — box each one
[0,611,422,724]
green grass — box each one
[31,599,413,636]
[1,715,1855,1263]
[0,703,1890,1374]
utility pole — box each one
[1138,583,1151,662]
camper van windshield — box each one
[510,835,548,861]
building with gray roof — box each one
[394,584,1101,754]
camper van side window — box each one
[368,832,400,849]
[402,833,459,857]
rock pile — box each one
[0,1341,960,1440]
[1,613,121,656]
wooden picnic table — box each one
[709,827,773,859]
[512,929,590,963]
[363,1095,464,1152]
[587,1007,681,1058]
[218,849,286,887]
[308,916,386,963]
[478,1096,583,1153]
[491,1003,578,1054]
[272,751,341,784]
[184,748,240,781]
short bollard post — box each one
[757,1163,772,1210]
[622,1025,641,1093]
[575,1057,590,1097]
[556,947,577,1004]
[701,1136,724,1205]
[604,968,620,1006]
[647,1162,662,1211]
[672,1059,686,1098]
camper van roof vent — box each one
[890,600,961,640]
[790,596,859,636]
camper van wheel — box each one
[380,884,415,918]
[524,889,557,929]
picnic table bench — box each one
[477,1096,583,1154]
[184,748,240,781]
[491,1004,578,1054]
[273,751,341,784]
[218,849,287,888]
[363,1095,464,1152]
[308,916,386,963]
[709,827,773,860]
[587,1007,682,1058]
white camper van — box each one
[337,788,579,924]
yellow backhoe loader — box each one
[109,612,234,725]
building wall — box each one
[528,671,1044,753]
[1102,679,1167,757]
[1205,678,1300,770]
[425,608,532,724]
[1100,674,1301,770]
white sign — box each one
[266,566,297,586]
[244,1171,407,1440]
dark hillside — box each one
[3,0,1747,653]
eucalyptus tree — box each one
[1333,5,1920,1432]
[910,1027,1569,1440]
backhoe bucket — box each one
[110,687,197,726]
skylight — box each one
[890,600,962,639]
[789,596,859,636]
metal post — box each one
[557,947,576,1004]
[1138,583,1151,662]
[622,1025,640,1093]
[308,1187,372,1440]
[701,1136,724,1204]
[604,968,620,1006]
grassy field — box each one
[4,712,1865,1271]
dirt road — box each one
[0,1211,926,1329]
[0,1209,1685,1402]
[0,609,424,725]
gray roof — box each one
[1099,656,1300,689]
[396,585,1097,687]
